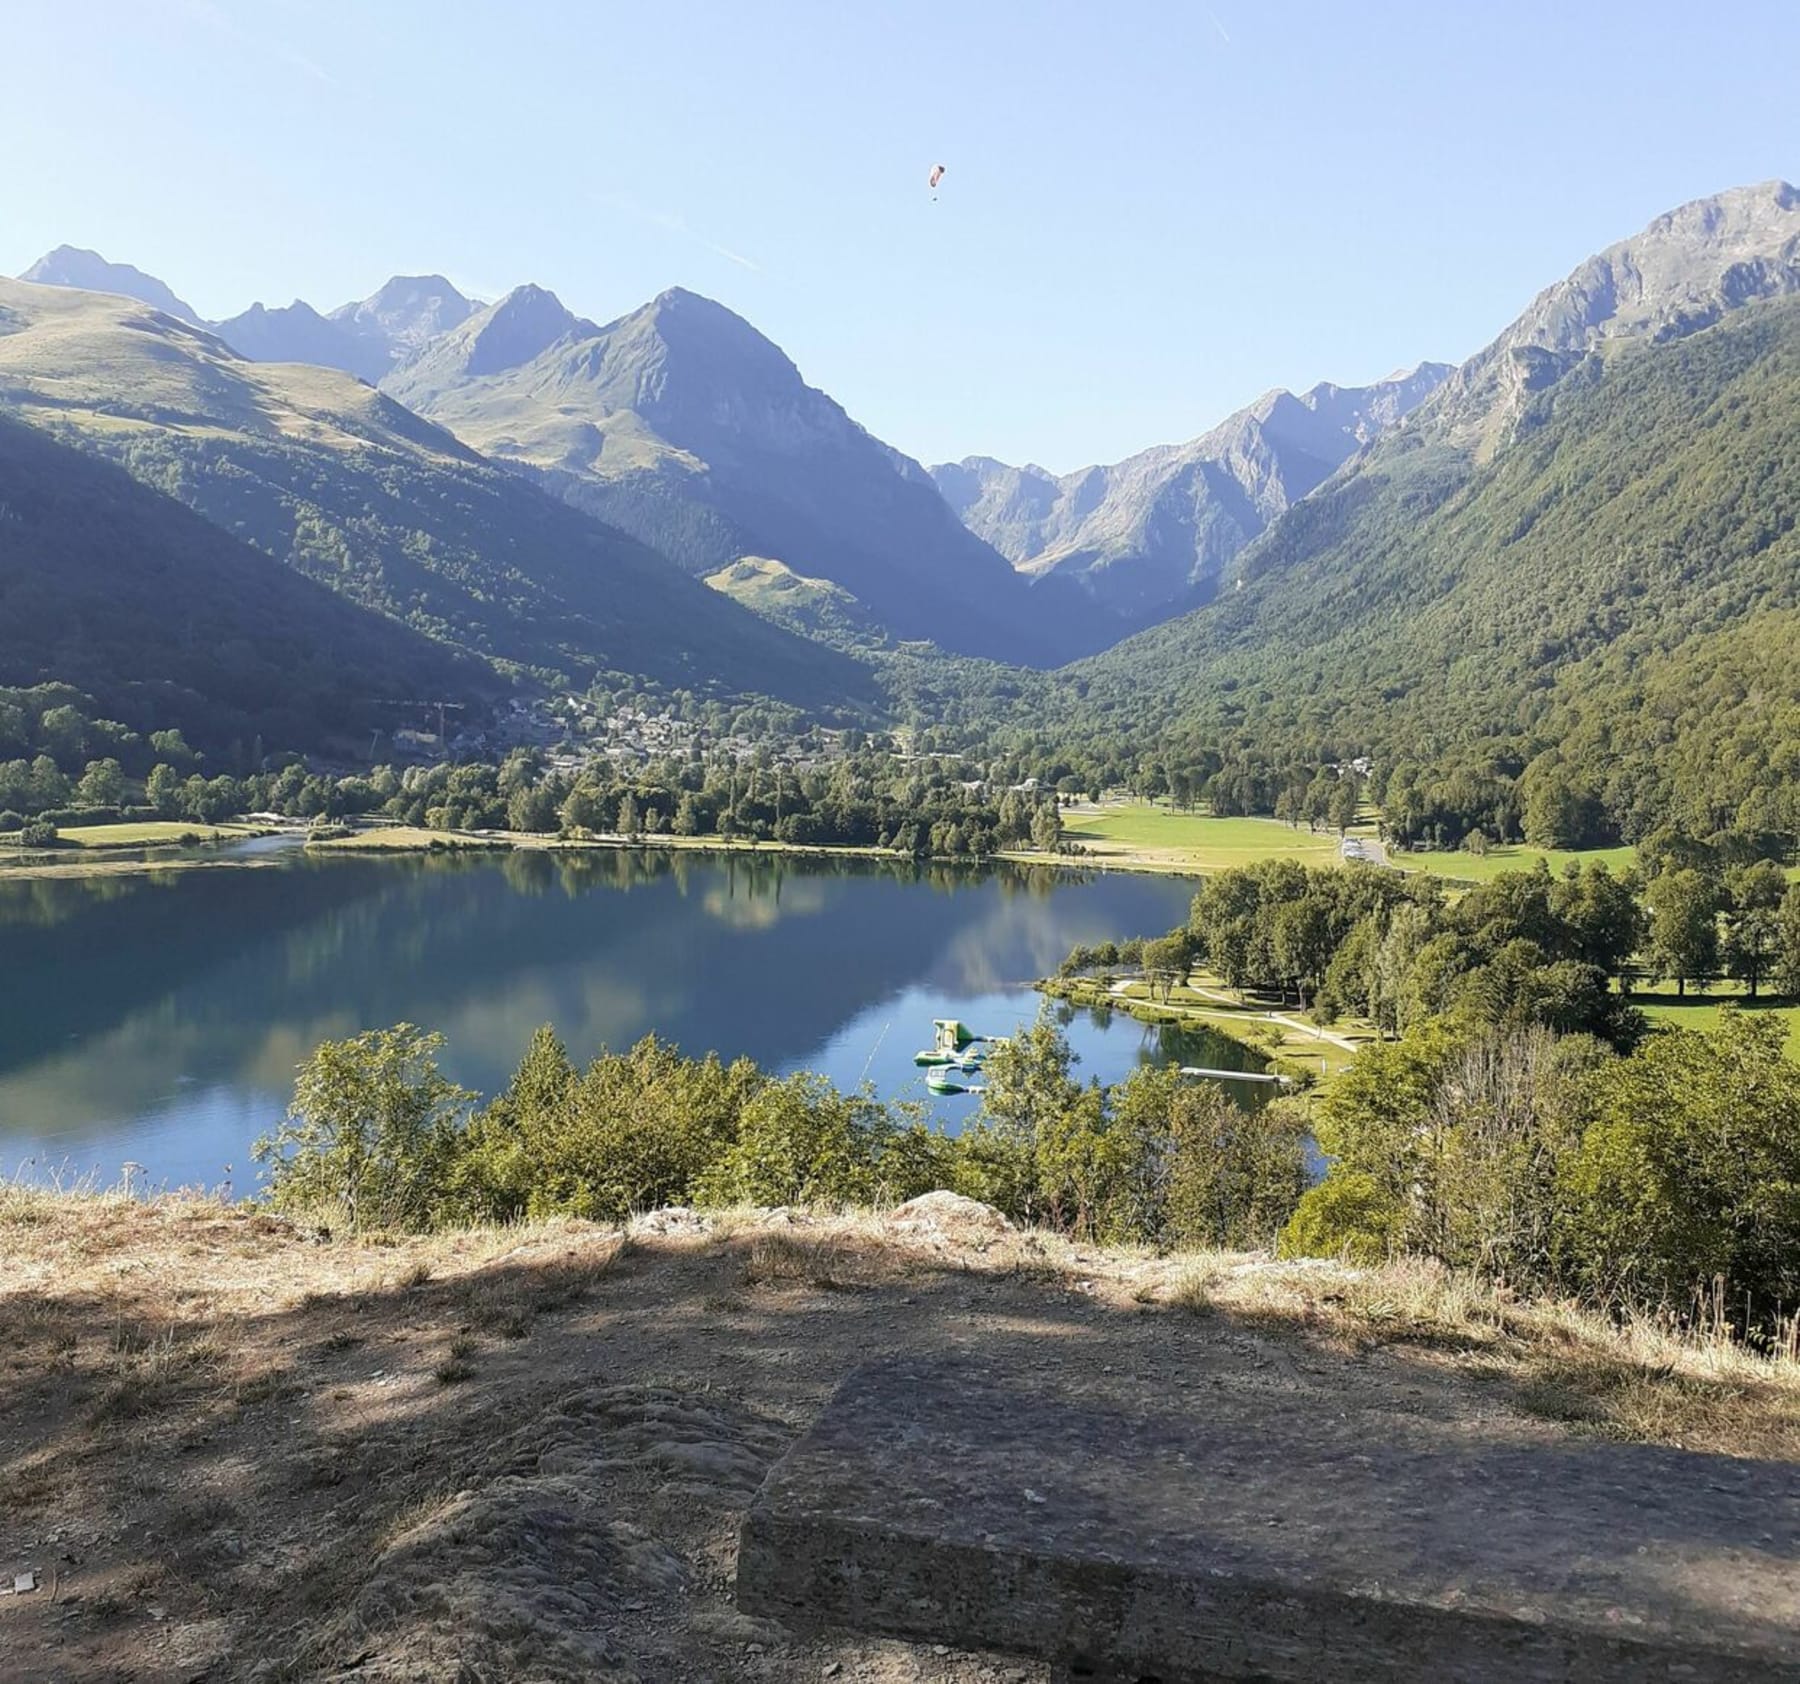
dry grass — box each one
[741,1231,873,1291]
[5,1186,1800,1682]
[1149,1252,1800,1459]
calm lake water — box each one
[0,843,1263,1193]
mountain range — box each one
[0,277,869,714]
[1060,179,1800,836]
[380,283,1104,663]
[19,249,479,387]
[931,365,1451,620]
[10,176,1800,783]
[214,274,477,385]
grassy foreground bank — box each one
[2,1187,1796,1682]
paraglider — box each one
[928,163,946,200]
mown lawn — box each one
[1061,807,1345,871]
[52,821,253,848]
[306,825,507,851]
[1395,841,1639,883]
[1636,990,1800,1059]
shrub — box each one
[698,1073,895,1208]
[1555,1011,1800,1324]
[461,1031,763,1223]
[255,1025,472,1232]
[1280,1171,1405,1264]
[1108,1067,1308,1249]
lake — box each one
[0,843,1264,1192]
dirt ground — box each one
[4,1190,1797,1683]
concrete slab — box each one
[739,1357,1800,1683]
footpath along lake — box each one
[1,844,1268,1191]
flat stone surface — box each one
[739,1357,1800,1683]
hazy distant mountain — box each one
[0,277,872,711]
[214,277,476,382]
[329,274,476,372]
[383,284,1107,664]
[933,366,1450,618]
[22,251,478,386]
[212,298,385,381]
[18,245,199,324]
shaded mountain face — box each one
[0,278,874,713]
[932,365,1450,619]
[18,246,199,324]
[0,411,489,757]
[212,298,387,381]
[383,285,1110,665]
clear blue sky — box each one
[7,0,1798,470]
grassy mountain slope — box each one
[703,557,879,643]
[385,285,1110,665]
[0,413,491,757]
[1064,293,1800,836]
[0,279,874,712]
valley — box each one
[7,50,1800,1673]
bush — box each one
[1555,1012,1800,1324]
[255,1025,472,1232]
[1108,1067,1308,1249]
[460,1031,763,1223]
[37,805,122,826]
[698,1073,894,1208]
[18,820,59,848]
[1280,1171,1406,1264]
[0,809,21,833]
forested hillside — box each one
[0,414,489,758]
[1058,294,1800,846]
[0,279,874,714]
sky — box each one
[7,0,1799,471]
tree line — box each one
[1072,856,1800,1041]
[259,998,1800,1339]
[256,1016,1308,1258]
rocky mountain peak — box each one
[331,274,476,361]
[455,284,586,377]
[1424,180,1800,451]
[17,245,200,324]
[931,363,1450,618]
